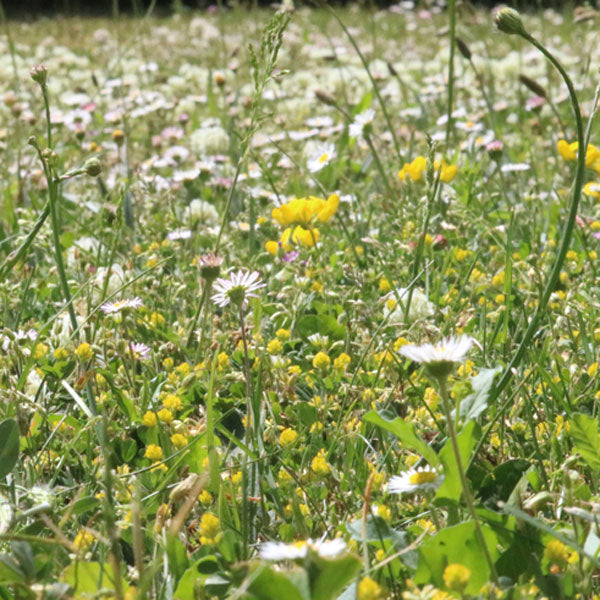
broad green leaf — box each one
[364,411,439,467]
[309,553,362,600]
[166,533,190,586]
[174,557,221,600]
[435,421,481,503]
[0,419,19,479]
[245,564,309,600]
[570,413,600,472]
[62,561,127,595]
[458,366,502,420]
[346,514,408,548]
[414,521,500,594]
[478,459,531,505]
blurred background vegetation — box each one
[2,0,596,19]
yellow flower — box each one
[265,240,279,255]
[544,539,570,567]
[267,339,283,355]
[163,394,182,411]
[199,489,213,505]
[198,513,221,545]
[272,194,340,227]
[311,448,331,476]
[53,347,68,360]
[162,357,174,371]
[313,351,331,370]
[276,328,290,339]
[157,408,173,423]
[379,277,391,292]
[279,427,298,446]
[443,563,471,592]
[558,139,600,173]
[145,444,163,461]
[333,353,351,371]
[73,530,95,552]
[292,225,320,247]
[357,576,382,600]
[142,411,157,427]
[588,363,598,377]
[34,343,49,359]
[75,342,94,361]
[170,433,188,448]
[218,352,229,369]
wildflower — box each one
[276,328,291,340]
[267,339,283,355]
[211,270,265,309]
[494,7,528,37]
[198,513,221,545]
[388,466,443,495]
[272,194,340,227]
[544,539,570,568]
[398,335,476,379]
[197,252,223,281]
[443,563,471,592]
[279,427,298,446]
[170,433,188,449]
[30,63,48,86]
[398,157,458,183]
[34,343,49,359]
[383,287,434,323]
[144,444,163,461]
[157,408,174,423]
[558,139,600,174]
[307,143,336,173]
[142,411,157,427]
[312,351,331,370]
[311,448,331,475]
[333,352,351,371]
[73,530,94,552]
[259,538,346,560]
[163,394,183,411]
[100,297,143,315]
[129,342,151,361]
[357,576,383,600]
[75,342,94,361]
[349,108,375,138]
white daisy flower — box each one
[388,466,443,495]
[399,335,475,366]
[307,143,337,173]
[259,538,347,561]
[129,342,151,361]
[211,270,265,308]
[100,297,143,315]
[349,108,375,138]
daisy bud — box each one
[30,63,48,86]
[494,7,528,37]
[84,157,102,177]
[519,74,547,99]
[486,139,504,162]
[314,89,337,107]
[455,37,472,60]
[197,253,223,282]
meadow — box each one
[1,2,600,598]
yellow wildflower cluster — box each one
[398,156,458,183]
[266,194,340,253]
[198,513,222,545]
[311,448,331,476]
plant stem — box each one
[437,376,498,582]
[445,0,457,147]
[186,280,210,349]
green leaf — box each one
[174,557,221,600]
[297,315,345,340]
[459,366,502,420]
[0,419,20,479]
[244,564,309,600]
[435,421,481,503]
[346,515,408,549]
[309,553,362,600]
[364,411,439,467]
[570,413,600,472]
[166,533,190,586]
[414,521,500,594]
[478,459,531,505]
[62,561,127,595]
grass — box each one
[1,3,600,599]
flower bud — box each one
[314,89,337,107]
[494,7,528,37]
[455,37,472,60]
[519,74,547,99]
[84,157,102,177]
[30,63,48,86]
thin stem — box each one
[364,132,393,197]
[486,30,586,411]
[41,84,52,149]
[445,0,457,147]
[437,377,498,582]
[186,280,210,349]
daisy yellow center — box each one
[293,541,307,550]
[409,471,437,485]
[319,153,329,163]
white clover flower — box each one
[307,143,337,173]
[349,108,375,138]
[189,126,230,156]
[184,199,219,227]
[383,288,434,323]
[308,333,329,348]
[388,466,443,495]
[259,538,346,561]
[211,270,265,309]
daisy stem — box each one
[444,0,457,148]
[186,279,211,350]
[437,376,498,582]
[364,132,393,197]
